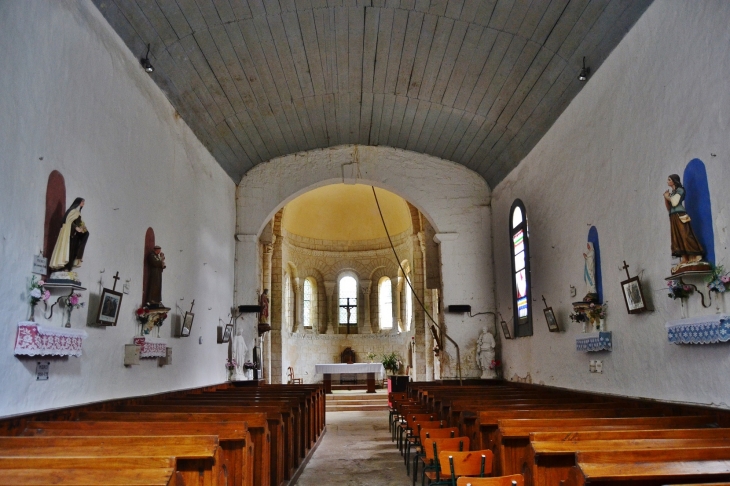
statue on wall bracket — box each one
[47,197,89,285]
[664,174,712,275]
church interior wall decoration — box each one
[541,296,560,332]
[499,319,512,339]
[222,323,233,343]
[619,262,647,314]
[573,227,612,352]
[180,300,195,337]
[96,272,123,326]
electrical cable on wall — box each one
[371,186,462,384]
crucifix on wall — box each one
[339,297,356,335]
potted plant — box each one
[381,351,401,375]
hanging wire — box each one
[371,186,462,384]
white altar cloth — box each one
[315,363,385,375]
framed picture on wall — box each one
[180,312,195,337]
[222,324,233,343]
[621,276,647,314]
[96,288,123,326]
[543,307,560,332]
[500,319,512,339]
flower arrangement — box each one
[28,276,51,306]
[135,306,149,325]
[570,302,606,331]
[366,352,377,363]
[61,293,85,310]
[706,264,730,294]
[489,359,501,370]
[667,280,694,299]
[225,358,238,370]
[243,361,256,370]
[135,306,168,334]
[381,351,401,374]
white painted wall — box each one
[236,146,494,379]
[491,1,730,408]
[0,1,236,418]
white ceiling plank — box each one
[372,8,395,94]
[516,0,549,38]
[225,116,262,165]
[472,0,497,26]
[293,9,327,95]
[428,0,448,17]
[252,16,296,101]
[502,0,531,34]
[263,0,282,15]
[238,18,284,103]
[494,45,552,128]
[429,19,468,103]
[444,0,464,20]
[313,7,335,94]
[451,113,485,162]
[236,110,274,161]
[348,7,365,94]
[282,12,317,98]
[383,8,409,94]
[267,14,306,99]
[133,0,180,46]
[416,16,454,100]
[349,90,361,142]
[378,94,396,144]
[474,35,526,117]
[462,31,511,113]
[209,24,258,109]
[282,100,310,150]
[194,29,247,114]
[543,0,591,54]
[405,99,432,151]
[175,0,208,32]
[387,95,409,146]
[414,102,443,153]
[432,107,463,157]
[195,0,225,28]
[148,0,192,39]
[335,6,350,93]
[369,93,385,145]
[247,0,268,17]
[396,96,419,147]
[488,0,516,30]
[441,110,474,160]
[438,21,480,106]
[180,35,236,119]
[530,0,570,45]
[305,95,330,146]
[424,105,453,153]
[452,27,497,110]
[359,91,374,144]
[261,102,294,155]
[394,10,425,96]
[361,7,380,94]
[405,13,437,99]
[225,21,277,105]
[230,0,253,20]
[322,93,339,145]
[293,98,318,148]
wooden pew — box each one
[0,435,219,486]
[120,404,290,485]
[23,421,253,486]
[80,411,273,486]
[0,456,176,486]
[565,447,730,486]
[494,415,716,479]
[528,434,730,486]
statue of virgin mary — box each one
[583,242,598,303]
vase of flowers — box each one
[60,292,84,328]
[366,352,376,363]
[225,359,238,381]
[707,264,729,294]
[28,276,50,322]
[667,280,694,299]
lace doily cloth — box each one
[666,315,730,345]
[133,337,168,358]
[576,331,612,352]
[14,322,88,357]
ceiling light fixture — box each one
[578,56,590,81]
[140,44,154,73]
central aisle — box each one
[294,410,412,486]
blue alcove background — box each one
[682,159,714,264]
[587,226,603,303]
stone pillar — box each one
[360,281,372,334]
[324,281,336,334]
[293,277,302,333]
[391,276,400,334]
[269,213,284,384]
[261,243,273,383]
[414,232,427,381]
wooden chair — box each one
[433,450,494,486]
[412,428,458,485]
[422,437,470,486]
[287,366,302,384]
[456,474,523,486]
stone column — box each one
[391,276,400,334]
[360,281,372,334]
[414,232,427,381]
[324,281,336,334]
[293,277,302,333]
[261,243,273,383]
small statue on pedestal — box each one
[231,328,249,380]
[146,246,166,308]
[664,174,711,275]
[476,327,497,379]
[48,197,89,284]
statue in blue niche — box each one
[664,174,711,275]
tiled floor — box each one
[293,410,412,486]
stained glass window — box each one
[510,200,532,336]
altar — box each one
[315,363,385,394]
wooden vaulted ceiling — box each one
[94,0,652,187]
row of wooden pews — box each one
[406,381,730,486]
[0,382,325,486]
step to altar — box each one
[325,390,388,412]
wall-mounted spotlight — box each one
[578,56,590,81]
[140,44,154,73]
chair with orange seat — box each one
[399,413,438,453]
[405,419,443,466]
[430,450,494,486]
[421,437,470,486]
[456,474,523,486]
[411,428,459,484]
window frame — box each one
[338,274,358,327]
[509,199,532,337]
[302,277,314,329]
[378,276,393,330]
